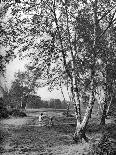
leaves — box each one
[0,0,116,109]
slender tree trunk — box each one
[100,101,107,125]
[97,102,103,116]
[53,0,99,143]
[73,0,98,142]
[59,80,70,117]
[65,2,82,123]
[106,96,112,116]
[66,81,73,117]
[0,85,5,98]
[52,0,115,143]
[73,92,95,142]
[53,0,82,127]
[71,77,82,124]
[100,94,113,125]
[99,101,103,113]
[66,102,70,117]
[96,89,103,115]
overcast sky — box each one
[5,57,69,101]
[0,1,71,101]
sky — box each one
[5,57,69,101]
[0,1,105,101]
[0,3,70,101]
[5,57,27,87]
[1,56,105,102]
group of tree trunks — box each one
[0,0,116,145]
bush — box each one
[62,111,74,117]
[88,133,115,155]
[9,109,27,117]
[0,98,10,119]
[0,107,9,119]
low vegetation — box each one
[1,0,116,154]
[0,98,27,119]
[0,109,116,155]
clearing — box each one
[0,109,116,155]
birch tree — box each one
[1,0,116,142]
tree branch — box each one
[98,4,116,23]
[97,11,116,40]
[52,1,72,81]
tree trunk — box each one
[0,85,5,98]
[73,101,94,143]
[66,103,70,117]
[106,96,112,116]
[59,80,70,116]
[98,101,103,115]
[100,86,112,125]
[73,0,99,143]
[100,102,107,125]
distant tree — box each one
[26,95,42,109]
[61,100,69,109]
[8,71,36,109]
[42,100,49,108]
[49,99,62,109]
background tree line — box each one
[2,71,68,109]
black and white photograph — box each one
[0,0,116,154]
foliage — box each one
[89,133,115,155]
[8,71,35,109]
[26,96,67,109]
[0,0,116,99]
[0,0,116,142]
[9,109,27,117]
[49,99,62,109]
[107,97,116,116]
[26,94,42,109]
[0,97,9,118]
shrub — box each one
[62,111,74,117]
[0,107,9,119]
[10,109,27,117]
[88,133,115,155]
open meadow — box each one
[0,108,116,155]
[1,1,116,155]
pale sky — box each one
[5,57,27,87]
[5,57,69,101]
[5,55,104,102]
[1,6,69,101]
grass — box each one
[0,108,116,155]
[0,124,75,154]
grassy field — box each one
[0,108,116,155]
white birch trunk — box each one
[106,96,112,115]
[73,0,98,142]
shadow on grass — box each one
[51,124,75,134]
[87,121,116,137]
[0,115,116,155]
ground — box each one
[0,109,116,155]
